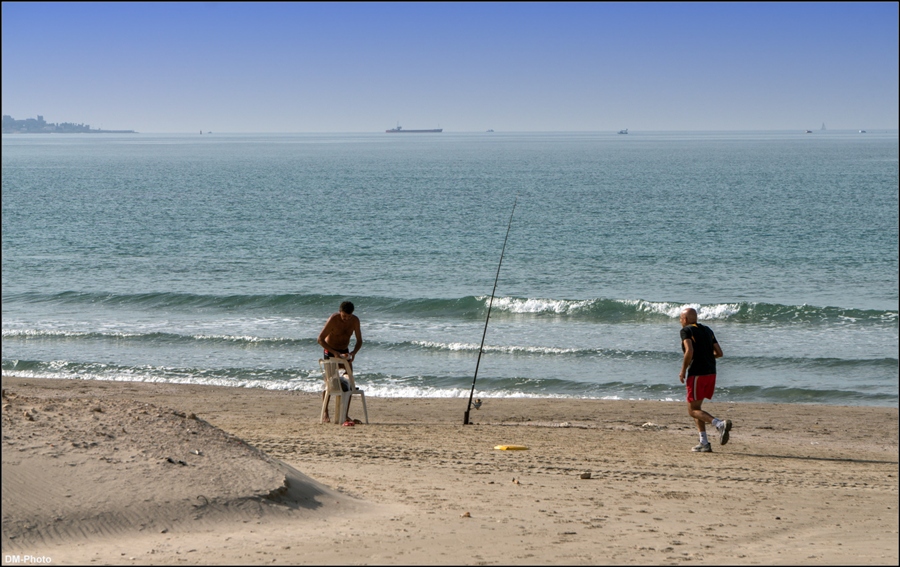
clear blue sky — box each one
[2,2,897,133]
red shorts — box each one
[686,374,716,402]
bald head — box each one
[680,307,698,325]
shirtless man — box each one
[318,301,363,423]
[679,307,731,452]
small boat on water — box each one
[859,130,867,133]
[805,130,813,134]
[618,128,628,134]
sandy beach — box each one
[2,376,897,565]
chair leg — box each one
[359,392,368,424]
[333,394,343,424]
[339,394,350,424]
[321,392,330,423]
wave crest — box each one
[4,291,895,326]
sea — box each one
[2,131,898,407]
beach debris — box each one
[641,422,667,430]
[580,472,592,479]
[512,478,520,485]
[91,406,103,413]
[23,410,34,421]
[460,511,471,518]
[191,449,203,456]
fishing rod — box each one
[464,195,518,425]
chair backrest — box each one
[319,358,355,391]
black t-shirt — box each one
[680,323,718,376]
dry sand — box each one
[2,376,897,565]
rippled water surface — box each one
[3,131,897,405]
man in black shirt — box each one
[679,307,731,452]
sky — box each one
[2,2,898,133]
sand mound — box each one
[1,388,362,551]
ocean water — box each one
[2,131,898,407]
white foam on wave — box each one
[413,341,580,355]
[414,341,480,351]
[621,300,742,320]
[0,370,687,402]
[2,328,295,344]
[481,296,744,320]
[697,303,743,320]
[488,296,594,314]
[2,329,144,338]
[1,367,323,392]
[190,333,285,343]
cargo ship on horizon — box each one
[386,124,442,133]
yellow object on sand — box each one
[494,445,529,451]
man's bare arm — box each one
[680,339,694,383]
[349,317,363,359]
[713,342,723,358]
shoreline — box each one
[2,373,895,409]
[2,376,897,565]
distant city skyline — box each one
[2,114,137,134]
[2,2,898,133]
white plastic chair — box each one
[319,358,368,425]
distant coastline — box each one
[2,114,136,134]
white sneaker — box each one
[692,442,712,453]
[717,419,732,445]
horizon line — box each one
[5,128,897,135]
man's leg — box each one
[688,399,714,429]
[340,377,354,422]
[322,351,332,422]
[345,389,353,421]
[322,391,330,422]
[688,399,715,451]
[689,399,731,445]
[345,360,356,421]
